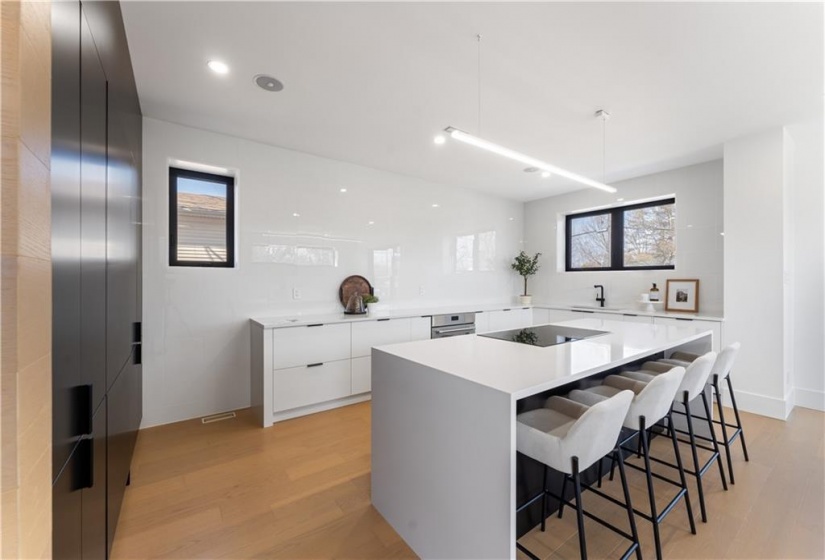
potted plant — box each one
[511,251,541,305]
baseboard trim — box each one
[794,388,825,412]
[271,393,371,424]
[720,388,793,420]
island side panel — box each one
[372,348,516,560]
[249,322,273,427]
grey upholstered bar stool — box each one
[621,351,727,524]
[658,343,748,484]
[516,391,639,560]
[568,366,694,560]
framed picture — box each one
[665,279,700,313]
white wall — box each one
[524,161,724,315]
[142,118,524,427]
[723,127,791,419]
[787,120,825,411]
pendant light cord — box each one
[602,114,606,183]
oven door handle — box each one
[432,325,475,336]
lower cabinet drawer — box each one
[273,359,352,413]
[351,356,371,395]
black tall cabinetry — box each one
[51,1,142,558]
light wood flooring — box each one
[111,403,824,559]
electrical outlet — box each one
[292,288,301,300]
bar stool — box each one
[622,351,727,524]
[658,343,748,484]
[568,366,695,560]
[516,391,639,560]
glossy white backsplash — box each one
[142,117,524,427]
[525,160,724,316]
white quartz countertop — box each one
[537,303,723,322]
[374,318,712,400]
[249,302,530,329]
[250,301,722,329]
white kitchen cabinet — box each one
[273,359,352,412]
[545,309,599,323]
[410,317,431,341]
[487,308,533,332]
[351,356,371,395]
[271,323,351,370]
[474,312,491,334]
[532,308,550,326]
[352,318,412,358]
[620,313,655,325]
[654,316,721,351]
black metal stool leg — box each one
[713,375,736,484]
[667,410,697,535]
[614,449,642,560]
[572,457,588,560]
[683,393,708,523]
[701,391,728,491]
[640,416,663,560]
[540,464,548,532]
[726,376,750,461]
[558,473,569,519]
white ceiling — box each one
[121,2,822,202]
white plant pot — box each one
[518,295,533,305]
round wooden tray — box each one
[339,275,374,309]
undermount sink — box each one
[571,304,626,311]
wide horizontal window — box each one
[169,167,235,267]
[565,198,675,271]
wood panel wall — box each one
[0,0,53,558]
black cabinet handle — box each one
[132,321,142,343]
[73,384,93,437]
[307,323,324,328]
[502,308,512,312]
[675,318,694,322]
[133,344,142,365]
[76,436,94,490]
[623,313,638,317]
[572,309,595,314]
[377,318,390,322]
[306,362,324,368]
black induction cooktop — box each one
[479,324,608,347]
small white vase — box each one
[518,295,533,305]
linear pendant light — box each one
[444,126,617,193]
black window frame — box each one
[169,166,236,268]
[565,197,676,272]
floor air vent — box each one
[201,411,236,424]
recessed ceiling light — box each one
[254,74,284,92]
[432,203,440,208]
[541,171,551,179]
[207,60,229,75]
[617,198,625,202]
[292,212,300,217]
[509,217,514,221]
[339,188,347,193]
[368,221,375,225]
[434,135,446,145]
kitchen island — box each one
[371,318,713,560]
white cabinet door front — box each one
[488,308,533,331]
[272,323,351,370]
[654,317,721,351]
[532,308,550,326]
[474,312,491,334]
[621,313,655,324]
[410,317,431,341]
[351,318,412,358]
[272,359,352,412]
[352,356,371,394]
